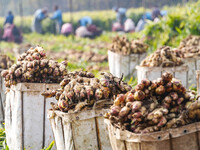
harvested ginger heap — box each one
[109,36,148,55]
[1,46,68,88]
[105,72,198,133]
[140,46,183,67]
[42,71,132,113]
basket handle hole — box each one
[157,136,161,140]
[183,129,187,134]
[27,86,30,89]
[47,88,49,90]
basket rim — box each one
[136,64,188,71]
[104,119,200,142]
[9,82,60,92]
[108,50,147,56]
[47,107,109,122]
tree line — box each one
[0,0,194,16]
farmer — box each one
[124,18,135,33]
[87,24,102,38]
[135,12,152,32]
[112,22,124,32]
[161,10,168,17]
[75,26,93,38]
[61,23,73,36]
[50,5,63,34]
[32,8,48,34]
[152,7,161,22]
[79,16,92,27]
[113,7,127,25]
[2,23,23,43]
[4,11,14,26]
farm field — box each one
[0,32,141,80]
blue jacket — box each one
[142,12,152,20]
[116,8,126,24]
[4,14,14,25]
[118,8,126,15]
[32,9,47,33]
[161,10,168,16]
[35,9,46,22]
[79,16,92,26]
[51,10,62,25]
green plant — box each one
[42,141,54,150]
[0,125,9,150]
[143,1,200,51]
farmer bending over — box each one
[32,8,48,34]
[79,16,92,27]
[114,7,127,26]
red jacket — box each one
[3,24,23,43]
